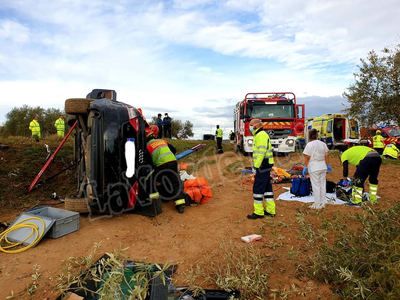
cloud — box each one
[0,0,398,129]
[155,0,400,69]
[0,19,30,43]
[193,105,233,119]
[140,106,179,115]
[173,0,215,9]
[0,104,13,124]
[298,95,349,117]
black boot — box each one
[247,213,264,219]
[264,210,276,217]
[176,205,185,214]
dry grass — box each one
[27,264,41,296]
[308,203,400,299]
[0,135,73,147]
[184,241,269,300]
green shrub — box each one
[1,105,65,137]
[309,204,400,299]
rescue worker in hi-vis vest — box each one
[146,125,186,213]
[215,125,223,153]
[54,115,65,138]
[341,145,382,205]
[372,129,385,155]
[29,115,41,142]
[247,119,276,219]
[383,143,399,159]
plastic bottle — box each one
[125,138,136,178]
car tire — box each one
[65,98,93,114]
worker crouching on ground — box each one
[247,119,276,219]
[383,143,399,159]
[341,145,382,205]
[372,130,385,155]
[146,125,186,213]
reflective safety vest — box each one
[216,128,223,138]
[29,120,41,138]
[341,146,374,166]
[147,139,176,167]
[383,144,399,159]
[253,129,274,168]
[54,118,65,132]
[372,134,385,148]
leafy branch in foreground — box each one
[308,204,400,299]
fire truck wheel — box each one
[65,98,93,114]
[239,141,249,156]
[295,141,301,152]
[234,144,240,153]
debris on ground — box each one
[271,167,292,183]
[0,144,10,150]
[0,206,79,253]
[241,234,262,243]
[57,253,239,300]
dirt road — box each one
[0,148,399,299]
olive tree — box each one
[344,45,400,126]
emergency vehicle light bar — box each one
[245,92,295,101]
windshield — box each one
[389,128,400,137]
[249,104,294,119]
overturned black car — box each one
[65,89,160,216]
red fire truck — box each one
[234,92,305,154]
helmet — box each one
[147,124,159,138]
[376,130,381,134]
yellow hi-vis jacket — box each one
[383,144,399,159]
[373,134,385,148]
[147,139,176,167]
[341,146,374,166]
[29,119,41,138]
[54,118,65,133]
[252,128,274,168]
[216,128,223,138]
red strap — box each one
[128,181,138,208]
[28,121,78,192]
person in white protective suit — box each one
[303,129,331,209]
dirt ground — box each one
[0,141,399,299]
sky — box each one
[1,0,399,138]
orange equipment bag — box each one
[184,177,212,204]
[179,162,189,170]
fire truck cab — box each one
[234,92,305,154]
